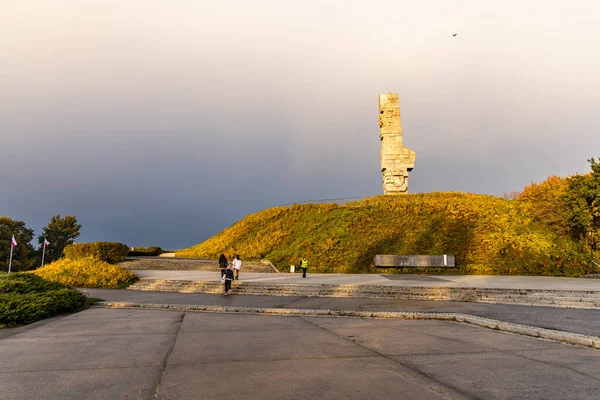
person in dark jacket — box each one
[223,264,235,295]
[219,254,228,277]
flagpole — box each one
[41,239,46,267]
[8,243,14,274]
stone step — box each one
[126,279,600,308]
[231,286,600,296]
[129,280,598,295]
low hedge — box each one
[0,273,89,328]
[33,257,137,288]
[128,246,163,256]
[64,242,129,264]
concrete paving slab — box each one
[376,320,564,352]
[169,328,375,364]
[0,367,160,400]
[181,312,319,333]
[13,317,181,337]
[178,293,304,308]
[305,316,450,329]
[0,368,160,400]
[61,307,184,320]
[289,297,543,315]
[464,306,600,336]
[513,347,600,378]
[301,316,381,330]
[0,315,68,340]
[157,357,468,400]
[371,318,467,327]
[394,351,600,400]
[0,334,175,372]
[304,319,493,356]
[288,297,447,311]
[86,288,302,308]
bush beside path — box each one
[0,273,89,328]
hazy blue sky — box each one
[2,0,599,249]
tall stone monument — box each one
[379,93,416,194]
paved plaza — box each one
[79,288,600,337]
[2,306,600,399]
[2,272,600,399]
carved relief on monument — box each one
[382,168,408,192]
[378,93,416,195]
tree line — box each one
[0,215,81,272]
[519,158,600,244]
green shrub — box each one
[0,271,66,294]
[63,242,129,264]
[128,246,163,256]
[563,158,600,238]
[33,257,137,288]
[0,273,89,328]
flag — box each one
[44,239,50,247]
[11,235,17,248]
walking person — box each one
[232,255,242,280]
[218,254,228,278]
[223,264,235,295]
[300,256,308,278]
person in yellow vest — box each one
[300,257,308,278]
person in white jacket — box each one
[232,255,242,280]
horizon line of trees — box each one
[0,215,81,272]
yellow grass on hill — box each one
[177,191,592,276]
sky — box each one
[1,0,599,249]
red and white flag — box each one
[11,235,17,248]
[44,239,50,247]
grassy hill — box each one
[177,191,595,276]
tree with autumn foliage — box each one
[563,158,600,242]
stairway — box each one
[127,279,225,294]
[126,279,600,309]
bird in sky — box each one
[452,33,457,37]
